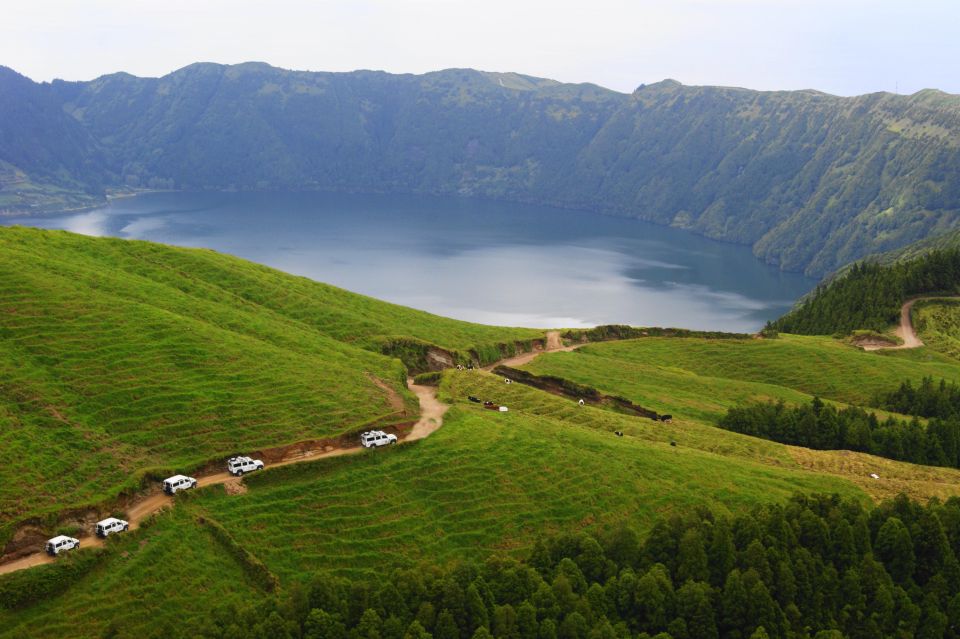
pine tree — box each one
[403,621,432,639]
[435,610,461,639]
[676,529,709,584]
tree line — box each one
[877,376,960,420]
[717,397,960,470]
[189,493,960,639]
[772,249,960,335]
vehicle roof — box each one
[97,517,126,526]
[229,456,253,462]
[164,474,191,482]
[47,535,75,544]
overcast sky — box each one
[2,0,957,96]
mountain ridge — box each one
[4,62,960,276]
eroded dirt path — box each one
[0,331,575,576]
[486,330,580,369]
[406,378,450,440]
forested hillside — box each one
[3,63,960,275]
[773,249,960,335]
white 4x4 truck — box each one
[227,456,264,476]
[162,474,198,495]
[360,430,397,448]
[45,535,80,556]
[95,517,129,537]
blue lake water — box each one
[5,191,815,331]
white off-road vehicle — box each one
[45,535,80,556]
[360,430,398,448]
[95,517,130,537]
[162,474,198,495]
[227,456,264,476]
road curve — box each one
[0,331,576,576]
[862,297,960,351]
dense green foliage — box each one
[719,397,960,470]
[0,227,538,542]
[774,250,960,334]
[5,63,960,273]
[878,377,960,420]
[179,494,960,639]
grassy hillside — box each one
[193,398,864,580]
[0,390,866,638]
[914,298,960,359]
[527,335,960,409]
[0,227,539,541]
[8,366,960,637]
[0,508,269,638]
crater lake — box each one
[5,191,815,331]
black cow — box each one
[660,414,673,423]
[614,431,624,437]
[468,396,481,403]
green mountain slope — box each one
[4,63,960,275]
[0,227,539,539]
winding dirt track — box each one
[862,297,960,351]
[0,332,571,576]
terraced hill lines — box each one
[188,394,865,583]
[0,227,544,548]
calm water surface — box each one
[7,192,815,331]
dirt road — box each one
[0,443,366,576]
[487,331,580,369]
[861,297,958,351]
[0,330,577,576]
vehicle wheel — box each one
[237,470,244,476]
[124,525,129,532]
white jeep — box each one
[45,535,80,556]
[162,474,198,495]
[95,517,129,538]
[360,430,398,448]
[227,456,264,476]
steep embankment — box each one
[4,63,960,274]
[0,226,542,547]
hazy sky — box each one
[3,0,957,96]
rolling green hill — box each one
[0,391,867,638]
[6,228,960,637]
[6,361,960,637]
[4,63,960,274]
[0,226,540,542]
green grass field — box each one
[531,334,960,410]
[0,508,269,639]
[914,299,960,360]
[7,227,960,638]
[0,385,869,638]
[191,398,865,581]
[0,227,541,541]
